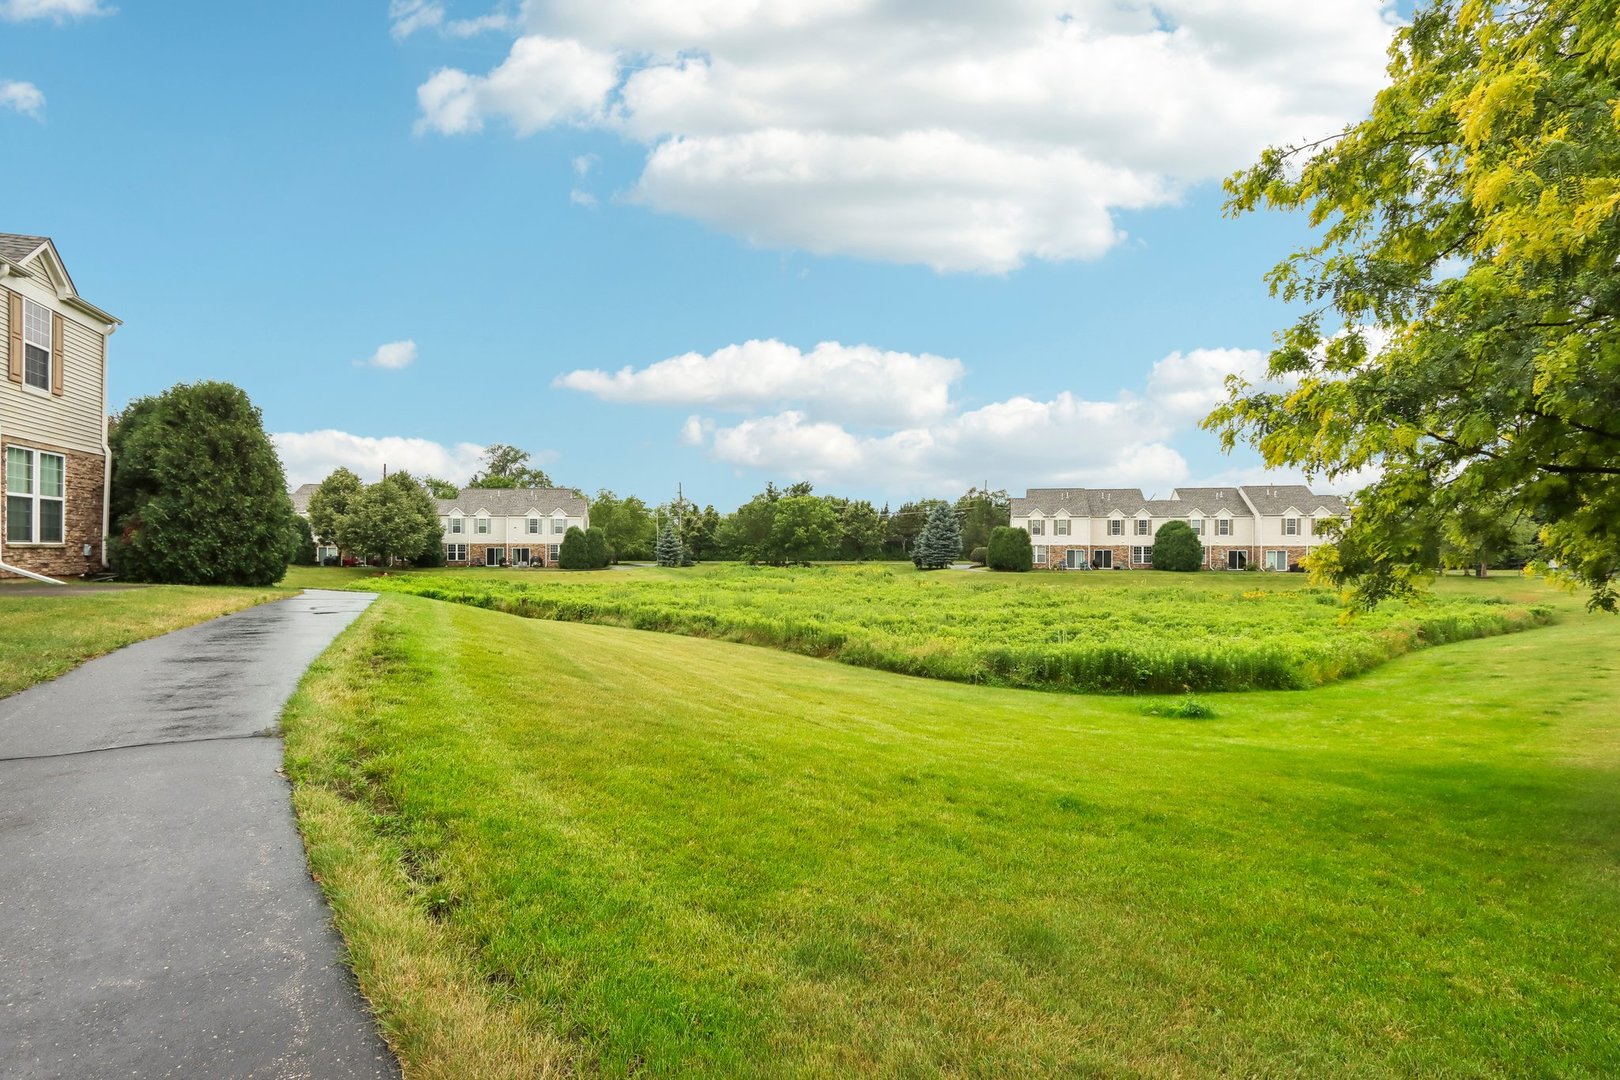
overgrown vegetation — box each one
[358,564,1552,693]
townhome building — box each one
[438,487,589,567]
[1,234,120,580]
[1010,484,1348,571]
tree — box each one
[590,489,656,561]
[769,495,840,564]
[287,516,318,566]
[585,526,610,569]
[108,381,297,586]
[836,499,885,560]
[306,467,364,558]
[468,444,553,489]
[420,475,460,499]
[1206,0,1620,610]
[717,488,780,562]
[885,498,949,557]
[654,520,685,567]
[558,526,590,569]
[913,504,963,569]
[1151,520,1203,572]
[956,487,1011,554]
[987,526,1033,572]
[1441,500,1542,577]
[336,471,441,568]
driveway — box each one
[0,589,398,1080]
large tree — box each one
[768,495,840,564]
[590,489,656,561]
[108,381,297,586]
[336,471,442,568]
[306,467,364,557]
[1207,0,1620,610]
[913,504,963,570]
[955,488,1011,554]
[468,444,553,489]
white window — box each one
[548,543,560,562]
[528,517,540,534]
[445,543,467,562]
[5,446,65,544]
[1266,550,1289,571]
[1054,519,1069,536]
[1029,519,1044,536]
[1283,517,1300,536]
[1033,545,1047,564]
[1188,518,1203,535]
[1108,518,1124,536]
[552,517,566,534]
[21,299,52,392]
[1132,545,1153,566]
[476,517,490,534]
[1216,518,1232,536]
[448,517,463,534]
[1135,518,1151,536]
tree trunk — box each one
[1476,562,1488,578]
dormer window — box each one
[22,298,52,392]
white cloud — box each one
[555,338,964,427]
[569,188,597,207]
[273,430,489,488]
[0,80,44,119]
[391,0,511,40]
[0,0,111,21]
[407,0,1398,271]
[571,153,598,177]
[355,339,418,370]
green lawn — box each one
[359,563,1552,693]
[283,576,1620,1078]
[0,584,282,699]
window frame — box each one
[475,516,490,535]
[548,543,560,562]
[1132,545,1153,566]
[448,516,464,535]
[528,517,540,534]
[552,517,566,535]
[1054,518,1069,536]
[1216,517,1232,536]
[1188,518,1203,535]
[1134,517,1151,536]
[444,543,467,562]
[1029,519,1045,536]
[1283,517,1300,536]
[1108,518,1123,536]
[20,298,53,394]
[5,445,65,545]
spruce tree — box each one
[914,504,963,570]
[654,520,685,567]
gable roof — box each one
[0,233,48,264]
[289,483,318,515]
[1168,487,1253,516]
[436,487,589,518]
[0,231,119,326]
[1011,488,1092,517]
[1240,485,1349,517]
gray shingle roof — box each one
[436,487,588,517]
[289,483,318,515]
[1011,488,1092,517]
[1085,488,1150,514]
[1167,487,1252,516]
[0,233,48,264]
[1240,485,1349,516]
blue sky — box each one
[0,0,1400,508]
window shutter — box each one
[50,311,64,395]
[5,290,20,384]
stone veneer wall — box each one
[458,542,554,568]
[0,442,105,578]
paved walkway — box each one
[0,590,398,1080]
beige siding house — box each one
[438,488,590,567]
[1011,485,1348,570]
[1,234,120,580]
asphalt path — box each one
[0,589,398,1080]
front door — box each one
[1227,550,1247,570]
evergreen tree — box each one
[558,526,590,569]
[1151,521,1204,572]
[987,526,1033,572]
[654,520,685,567]
[913,504,963,570]
[585,526,610,569]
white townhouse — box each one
[1010,485,1349,571]
[437,487,589,567]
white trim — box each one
[4,444,66,546]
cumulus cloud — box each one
[405,0,1398,271]
[555,339,964,427]
[0,80,44,119]
[0,0,111,21]
[356,339,418,370]
[273,430,489,488]
[390,0,512,40]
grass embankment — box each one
[362,564,1552,692]
[284,581,1620,1078]
[0,584,280,698]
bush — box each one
[1152,521,1203,572]
[1142,695,1218,718]
[288,517,318,565]
[585,526,609,569]
[969,546,989,566]
[109,381,298,586]
[987,526,1033,572]
[558,526,590,570]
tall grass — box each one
[362,566,1553,694]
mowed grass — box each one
[282,577,1620,1078]
[363,563,1552,693]
[0,584,281,699]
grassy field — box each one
[356,563,1552,693]
[283,576,1620,1078]
[0,584,281,699]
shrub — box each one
[987,526,1033,572]
[585,526,609,569]
[969,546,989,566]
[288,516,318,565]
[1142,695,1218,718]
[558,526,590,569]
[1152,521,1203,572]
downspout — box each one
[101,322,115,568]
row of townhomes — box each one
[0,234,120,581]
[1010,486,1350,571]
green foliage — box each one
[987,526,1033,572]
[467,444,553,489]
[558,526,590,570]
[336,472,441,567]
[1208,0,1620,611]
[969,546,989,566]
[585,526,609,570]
[654,520,685,567]
[956,488,1012,554]
[834,498,885,560]
[1141,695,1218,719]
[307,467,364,549]
[288,515,318,565]
[769,495,840,565]
[885,499,949,558]
[420,475,461,500]
[365,565,1552,694]
[914,504,964,569]
[108,380,297,586]
[591,490,656,561]
[1152,521,1204,573]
